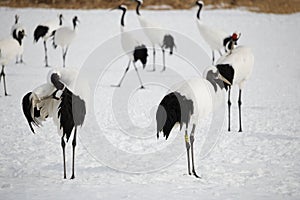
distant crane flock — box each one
[0,0,255,179]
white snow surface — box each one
[0,7,299,200]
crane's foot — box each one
[192,170,201,179]
[238,129,242,132]
[70,174,75,179]
[160,68,166,72]
[111,84,121,88]
[140,85,145,89]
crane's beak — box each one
[218,74,232,86]
[109,6,119,11]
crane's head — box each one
[58,14,64,25]
[196,1,204,7]
[73,16,80,29]
[14,14,19,24]
[134,0,143,4]
[232,32,241,41]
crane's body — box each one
[33,14,63,67]
[0,28,25,96]
[52,16,79,68]
[216,45,254,132]
[195,1,231,64]
[135,0,175,71]
[156,64,234,177]
[112,5,148,89]
[22,68,87,179]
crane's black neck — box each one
[136,1,142,16]
[197,4,203,20]
[120,8,126,27]
[206,70,225,92]
[15,15,19,24]
[12,29,24,46]
[59,14,63,26]
[73,17,78,30]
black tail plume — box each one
[133,44,148,68]
[58,88,86,142]
[22,92,36,133]
[162,34,176,55]
[33,25,49,43]
[156,92,194,140]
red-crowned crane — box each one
[195,1,239,64]
[33,14,64,67]
[52,16,79,68]
[216,46,254,132]
[134,0,176,71]
[156,64,234,178]
[22,68,87,179]
[0,28,25,96]
[11,14,26,64]
[111,5,148,89]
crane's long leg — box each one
[162,49,166,72]
[218,50,222,56]
[185,129,191,175]
[44,40,49,67]
[190,124,200,178]
[228,87,231,132]
[0,65,8,96]
[238,89,243,132]
[152,46,156,71]
[133,62,144,89]
[113,60,131,87]
[212,50,215,65]
[61,136,66,179]
[62,47,68,68]
[70,128,77,179]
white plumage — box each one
[195,1,229,64]
[11,15,26,64]
[112,5,148,89]
[0,29,25,96]
[52,16,79,68]
[22,68,88,179]
[33,14,64,67]
[216,45,254,132]
[156,65,234,177]
[134,0,176,71]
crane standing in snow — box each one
[112,5,148,89]
[22,68,87,179]
[134,0,176,71]
[33,14,64,67]
[0,28,26,96]
[52,16,79,68]
[216,46,254,132]
[11,14,26,64]
[156,64,234,177]
[195,1,235,64]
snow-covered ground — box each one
[0,6,299,200]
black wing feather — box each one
[156,92,194,140]
[58,88,86,142]
[33,25,49,42]
[22,92,36,133]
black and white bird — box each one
[52,16,79,68]
[223,32,241,53]
[34,14,64,67]
[156,64,234,177]
[11,14,26,64]
[0,28,26,96]
[134,0,176,71]
[112,5,148,89]
[196,1,233,64]
[216,46,254,132]
[22,68,87,179]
